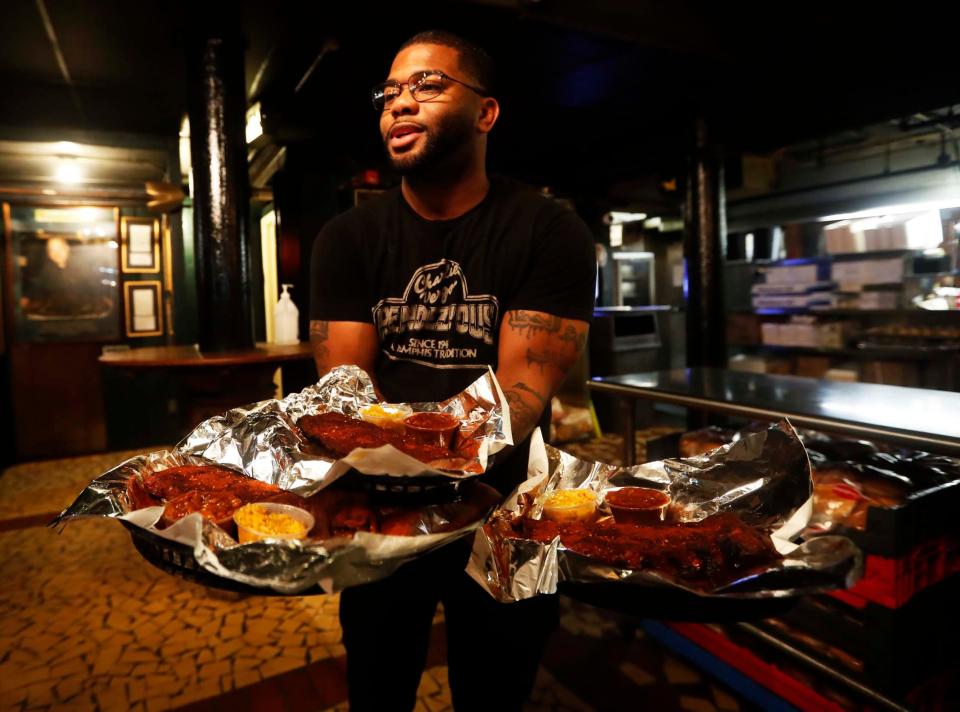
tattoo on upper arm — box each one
[560,324,588,351]
[526,348,555,371]
[310,320,330,360]
[506,311,562,338]
[507,311,587,353]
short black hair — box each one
[397,30,495,95]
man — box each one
[310,30,596,711]
[22,236,112,318]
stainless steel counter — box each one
[589,368,960,463]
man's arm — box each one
[496,309,589,446]
[309,319,380,388]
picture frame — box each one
[121,216,160,273]
[124,280,163,337]
[4,203,121,343]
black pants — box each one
[339,539,559,712]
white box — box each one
[729,355,768,374]
[761,322,781,345]
[764,264,820,285]
[856,292,899,309]
[825,368,858,382]
[791,324,818,349]
[831,258,904,286]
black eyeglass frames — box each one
[371,70,486,111]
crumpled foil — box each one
[467,421,863,602]
[53,365,510,594]
[178,364,512,494]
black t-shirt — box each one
[310,176,596,493]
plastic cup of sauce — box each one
[402,412,460,449]
[605,487,671,525]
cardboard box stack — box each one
[752,261,836,310]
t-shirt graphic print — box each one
[373,259,499,369]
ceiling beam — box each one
[33,0,85,123]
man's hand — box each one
[496,310,589,446]
[309,319,380,386]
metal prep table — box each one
[588,367,960,465]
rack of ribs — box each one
[298,412,450,461]
[512,512,781,586]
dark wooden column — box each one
[684,118,727,368]
[186,13,254,353]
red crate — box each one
[830,533,960,609]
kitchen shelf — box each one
[752,248,935,268]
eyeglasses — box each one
[371,70,486,112]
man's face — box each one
[379,43,479,174]
[46,237,70,268]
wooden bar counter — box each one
[98,342,314,369]
[98,342,316,441]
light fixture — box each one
[604,211,648,225]
[609,223,623,247]
[179,115,193,194]
[55,158,82,184]
[611,251,654,260]
[245,102,263,144]
[819,199,960,222]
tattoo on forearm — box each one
[514,381,547,406]
[505,392,536,431]
[503,381,548,436]
[310,320,330,361]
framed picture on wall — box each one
[124,280,163,337]
[4,203,121,343]
[121,216,160,273]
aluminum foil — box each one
[53,364,510,594]
[177,364,511,495]
[468,421,863,603]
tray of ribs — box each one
[53,366,510,593]
[56,450,501,594]
[297,409,488,500]
[467,423,863,611]
[167,365,511,497]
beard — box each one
[384,110,475,175]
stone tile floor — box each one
[0,433,757,711]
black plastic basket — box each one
[122,520,310,596]
[344,469,477,505]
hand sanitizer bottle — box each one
[274,283,299,344]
